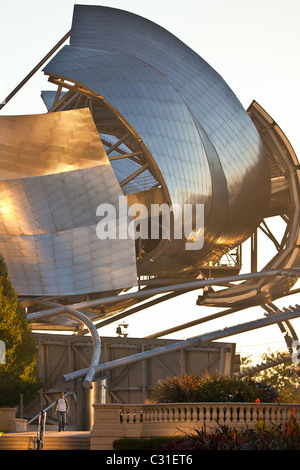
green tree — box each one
[0,256,41,407]
[243,350,300,404]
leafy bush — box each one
[150,372,279,403]
[158,420,300,450]
[149,372,203,403]
[113,408,300,450]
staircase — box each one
[0,431,90,450]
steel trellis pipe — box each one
[27,301,100,388]
[27,269,300,318]
[62,305,300,384]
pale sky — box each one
[0,0,300,361]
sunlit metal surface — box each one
[1,5,299,334]
[0,108,137,296]
[43,4,271,279]
[198,101,300,308]
[1,5,299,390]
[0,109,107,178]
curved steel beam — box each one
[27,268,300,318]
[27,269,300,386]
[27,300,100,388]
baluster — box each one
[281,406,288,425]
[245,406,252,428]
[139,408,144,424]
[173,406,180,422]
[211,405,218,424]
[155,406,160,422]
[198,407,205,427]
[177,406,182,422]
[254,405,260,426]
[262,407,266,426]
[231,406,238,426]
[152,406,157,423]
[158,406,164,423]
[148,406,154,423]
[219,406,226,425]
[185,406,192,422]
[265,406,271,428]
[143,406,149,424]
[279,406,283,425]
[165,406,170,423]
[208,406,212,423]
[270,406,276,426]
[128,407,135,424]
[239,406,246,427]
[203,406,207,425]
[153,406,158,423]
[223,406,231,427]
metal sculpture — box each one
[1,5,300,386]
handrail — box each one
[27,392,72,425]
[34,410,47,450]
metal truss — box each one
[27,268,300,386]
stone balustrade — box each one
[90,402,300,450]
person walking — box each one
[54,392,69,431]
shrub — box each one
[149,372,203,403]
[158,421,300,450]
[150,372,279,403]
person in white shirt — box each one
[54,392,69,431]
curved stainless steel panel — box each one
[43,5,270,278]
[199,101,300,308]
[0,109,137,296]
[44,47,212,206]
[0,166,117,235]
[0,109,108,178]
[68,5,270,226]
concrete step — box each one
[0,431,90,450]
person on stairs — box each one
[54,392,69,431]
